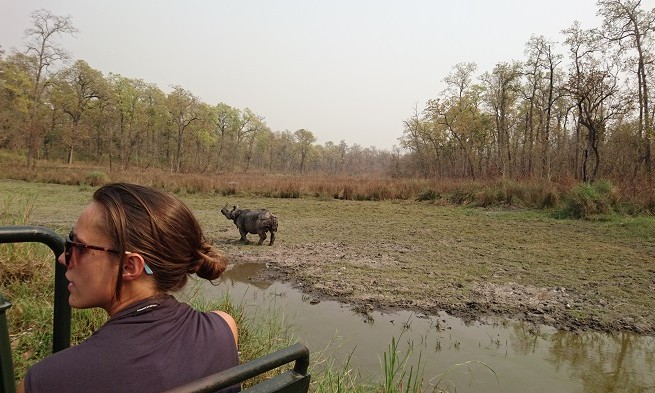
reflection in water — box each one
[220,262,272,290]
[548,331,655,393]
[198,262,655,392]
[509,322,547,355]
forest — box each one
[401,1,655,186]
[0,1,654,194]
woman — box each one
[18,183,240,393]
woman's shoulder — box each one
[24,339,97,392]
[211,310,238,345]
[160,298,238,345]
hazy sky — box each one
[2,1,653,150]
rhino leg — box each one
[257,231,266,245]
[239,228,250,244]
[269,231,275,246]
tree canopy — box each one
[2,1,655,184]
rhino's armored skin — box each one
[221,204,278,245]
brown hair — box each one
[93,183,227,297]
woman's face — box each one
[58,202,120,312]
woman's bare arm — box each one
[212,310,238,345]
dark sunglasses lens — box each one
[64,233,73,266]
[65,243,73,266]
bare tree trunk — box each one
[574,118,583,180]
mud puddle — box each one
[200,262,655,392]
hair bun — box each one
[187,261,200,274]
[193,243,227,280]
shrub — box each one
[415,189,439,202]
[367,185,392,201]
[502,181,526,206]
[647,194,655,215]
[474,187,502,207]
[336,186,353,200]
[539,188,561,209]
[448,187,474,205]
[558,180,616,219]
[84,171,109,186]
[221,182,238,196]
[276,182,300,198]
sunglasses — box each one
[64,231,153,275]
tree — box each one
[564,23,628,182]
[294,129,316,173]
[166,85,199,172]
[214,102,240,169]
[270,130,296,172]
[107,75,168,170]
[598,0,655,178]
[140,82,169,168]
[400,105,437,178]
[0,53,33,150]
[320,141,342,174]
[240,108,268,172]
[190,102,218,172]
[427,62,490,179]
[481,61,523,178]
[23,9,77,168]
[523,36,563,179]
[108,74,141,170]
[50,60,108,164]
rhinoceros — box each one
[220,204,278,245]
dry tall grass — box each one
[2,154,653,215]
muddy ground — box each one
[220,240,653,335]
[203,196,655,337]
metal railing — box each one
[0,293,15,393]
[0,226,310,393]
[0,226,70,393]
[0,226,71,351]
[164,343,310,393]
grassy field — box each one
[0,179,459,392]
[2,179,654,337]
[2,178,655,392]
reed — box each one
[381,336,424,393]
[0,195,47,283]
[186,288,298,389]
[310,345,370,393]
[427,360,499,393]
[2,154,654,215]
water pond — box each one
[198,262,655,392]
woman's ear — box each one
[122,253,149,281]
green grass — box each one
[382,335,423,393]
[0,181,427,392]
[3,178,655,334]
[204,184,655,334]
[2,178,655,391]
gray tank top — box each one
[25,295,240,392]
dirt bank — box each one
[222,241,654,335]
